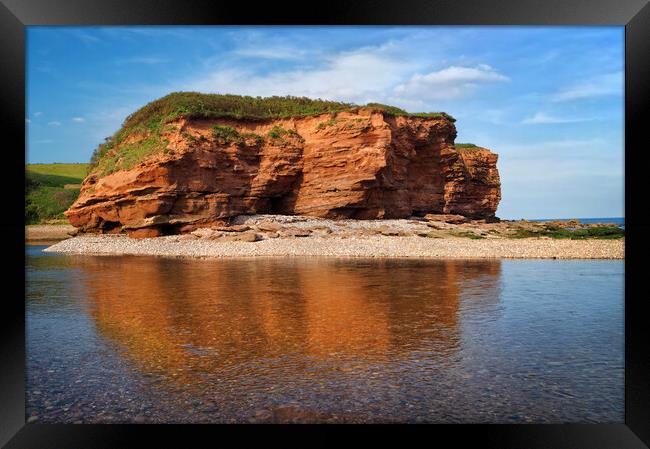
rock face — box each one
[66,109,501,237]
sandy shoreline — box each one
[43,234,624,259]
[26,224,76,242]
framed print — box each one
[3,0,649,447]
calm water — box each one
[26,245,624,423]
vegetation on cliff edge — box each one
[89,92,457,175]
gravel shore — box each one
[44,234,624,259]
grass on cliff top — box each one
[455,143,479,149]
[364,103,455,121]
[120,93,457,129]
[25,163,88,224]
[89,92,457,175]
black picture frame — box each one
[3,0,649,447]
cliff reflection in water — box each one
[76,256,501,390]
[28,248,624,423]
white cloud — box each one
[184,41,507,109]
[521,112,593,124]
[25,118,30,124]
[552,71,622,102]
[186,44,415,105]
[498,138,611,161]
[500,157,622,181]
[115,57,169,65]
[72,117,86,123]
[86,105,141,143]
[33,112,43,117]
[232,47,308,60]
[393,64,509,100]
[502,138,606,150]
[479,109,507,125]
[47,121,61,127]
[104,28,193,40]
[66,29,101,45]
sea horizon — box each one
[527,217,624,227]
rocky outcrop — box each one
[66,109,500,237]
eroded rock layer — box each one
[66,109,501,237]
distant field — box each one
[26,163,88,179]
[26,163,89,224]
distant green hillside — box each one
[26,163,88,224]
[27,163,88,180]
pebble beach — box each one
[44,234,623,260]
[39,215,624,259]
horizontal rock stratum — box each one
[66,93,501,237]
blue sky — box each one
[26,26,624,219]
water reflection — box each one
[76,257,501,388]
[27,248,622,423]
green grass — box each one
[26,163,88,180]
[182,132,198,143]
[240,132,265,146]
[26,171,83,188]
[26,163,89,224]
[365,103,456,122]
[267,125,303,143]
[451,230,486,239]
[210,125,265,147]
[94,135,168,176]
[316,117,339,130]
[456,143,479,149]
[511,225,624,239]
[88,92,457,176]
[211,124,241,144]
[25,186,80,224]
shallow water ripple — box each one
[26,246,623,423]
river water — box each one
[25,245,624,423]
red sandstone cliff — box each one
[66,109,501,237]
